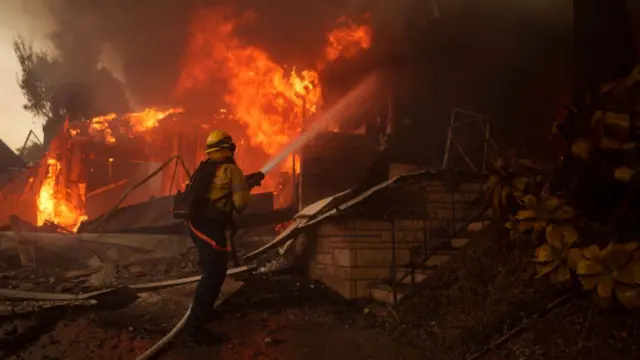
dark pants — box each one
[185,221,229,331]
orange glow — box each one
[89,113,117,143]
[36,158,87,232]
[176,9,370,194]
[325,15,372,62]
[22,10,374,231]
[176,9,321,158]
[87,108,184,142]
[275,220,294,235]
[126,108,185,132]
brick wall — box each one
[308,218,428,299]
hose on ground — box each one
[135,305,191,360]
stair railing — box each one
[389,175,489,305]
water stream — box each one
[260,71,382,174]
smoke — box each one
[29,0,428,108]
[25,0,364,110]
[27,0,574,154]
[373,0,573,156]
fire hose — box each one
[136,72,380,359]
[135,305,191,360]
[134,173,263,360]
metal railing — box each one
[387,171,489,305]
[87,155,191,232]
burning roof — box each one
[79,108,185,144]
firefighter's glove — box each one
[245,172,266,190]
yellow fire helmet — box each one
[205,130,237,154]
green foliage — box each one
[485,64,640,309]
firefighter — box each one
[184,129,264,344]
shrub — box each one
[486,65,640,309]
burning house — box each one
[1,1,489,308]
[0,9,379,235]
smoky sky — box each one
[29,0,577,156]
[37,0,366,109]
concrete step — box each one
[467,220,491,233]
[370,227,482,305]
[430,217,490,238]
[371,238,474,304]
[408,238,464,266]
[407,247,458,268]
[409,240,456,257]
[398,269,433,284]
[370,282,412,305]
[451,237,471,249]
[424,253,454,267]
[396,262,436,285]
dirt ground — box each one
[3,274,420,360]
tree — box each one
[12,37,108,148]
[13,37,67,148]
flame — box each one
[177,9,321,158]
[89,113,117,143]
[325,15,372,62]
[177,10,371,157]
[26,11,373,231]
[87,108,184,143]
[126,108,185,132]
[175,10,371,195]
[36,158,87,232]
